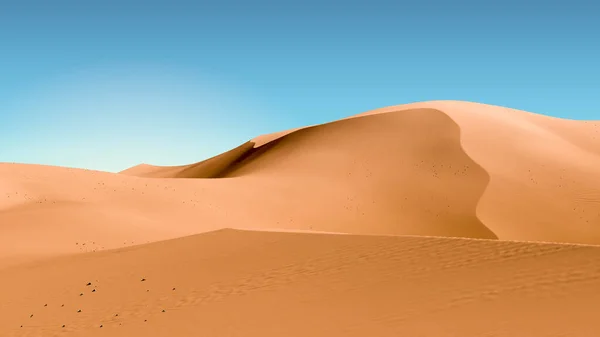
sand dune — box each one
[2,100,600,335]
[1,229,599,337]
[121,101,600,243]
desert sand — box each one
[1,100,600,336]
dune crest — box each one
[120,141,256,178]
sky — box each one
[1,0,599,172]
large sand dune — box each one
[1,100,600,336]
[124,101,600,244]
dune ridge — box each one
[120,141,257,178]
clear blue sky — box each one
[1,0,598,172]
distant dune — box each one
[1,100,600,336]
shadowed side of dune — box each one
[119,141,256,178]
[393,101,600,245]
[1,229,599,337]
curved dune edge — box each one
[1,229,599,337]
[416,101,600,244]
[232,227,600,247]
[334,100,600,243]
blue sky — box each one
[1,0,598,172]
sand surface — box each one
[2,229,600,337]
[1,100,600,336]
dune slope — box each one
[1,229,599,337]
